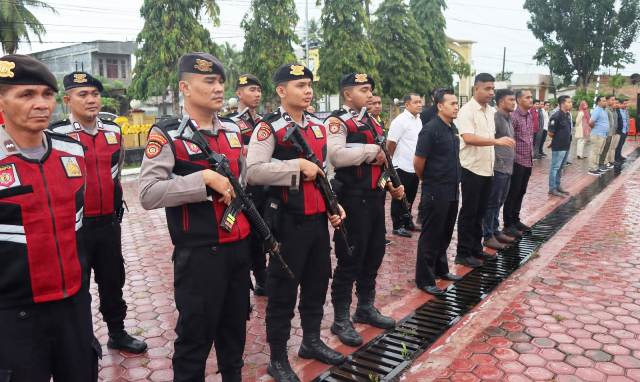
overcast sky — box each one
[18,0,640,77]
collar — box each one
[402,109,419,119]
[469,97,486,111]
[0,126,47,158]
[515,107,530,116]
[497,109,512,118]
[69,114,102,134]
[279,106,309,127]
[191,115,224,135]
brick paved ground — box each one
[96,141,640,381]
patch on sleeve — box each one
[148,132,168,146]
[328,121,342,134]
[145,141,163,159]
[0,164,20,190]
[257,123,272,142]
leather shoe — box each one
[406,222,418,232]
[455,256,483,268]
[107,331,148,354]
[268,355,300,382]
[298,336,345,365]
[392,228,412,238]
[503,226,523,238]
[549,189,566,197]
[353,303,395,329]
[473,251,494,261]
[254,269,267,296]
[557,187,570,195]
[515,222,531,232]
[438,272,463,281]
[420,285,446,297]
[483,236,506,250]
[495,231,515,243]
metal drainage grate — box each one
[315,149,639,382]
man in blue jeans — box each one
[548,95,573,197]
[482,89,517,250]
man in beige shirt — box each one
[455,73,515,268]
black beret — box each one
[236,73,262,90]
[178,52,226,81]
[339,72,375,91]
[63,71,103,92]
[273,63,313,84]
[0,54,58,91]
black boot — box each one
[353,296,395,329]
[107,330,148,354]
[331,303,363,347]
[254,269,267,296]
[267,345,300,382]
[298,333,346,365]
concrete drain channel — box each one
[314,148,639,382]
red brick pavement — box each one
[95,143,638,381]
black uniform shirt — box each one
[548,111,572,152]
[415,116,461,201]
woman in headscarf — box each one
[575,100,591,159]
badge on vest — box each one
[310,125,324,139]
[183,140,202,155]
[104,132,118,145]
[61,157,82,178]
[67,132,80,141]
[0,164,21,190]
[225,132,242,148]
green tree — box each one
[524,0,640,89]
[219,42,243,98]
[307,18,321,44]
[495,71,513,81]
[410,0,453,88]
[0,0,56,54]
[609,73,627,95]
[241,0,298,102]
[317,0,379,96]
[370,0,431,98]
[130,0,220,115]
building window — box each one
[98,59,104,77]
[106,59,119,79]
[121,60,127,79]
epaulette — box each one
[328,109,351,123]
[49,119,71,129]
[261,109,283,124]
[155,117,181,132]
[45,130,88,153]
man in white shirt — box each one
[387,93,423,237]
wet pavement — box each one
[95,142,640,381]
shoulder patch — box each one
[145,141,163,159]
[256,122,272,142]
[148,131,169,146]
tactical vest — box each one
[50,119,123,217]
[229,111,262,145]
[264,110,327,216]
[0,132,86,308]
[157,118,251,247]
[331,109,385,191]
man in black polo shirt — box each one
[548,95,573,197]
[413,89,463,296]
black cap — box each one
[0,54,58,91]
[273,63,313,84]
[339,72,375,91]
[63,71,104,92]
[178,52,225,81]
[236,74,262,90]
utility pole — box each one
[501,47,506,80]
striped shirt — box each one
[510,107,534,168]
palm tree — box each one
[0,0,56,54]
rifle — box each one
[357,107,412,220]
[283,123,354,257]
[177,117,295,279]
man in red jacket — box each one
[0,54,99,381]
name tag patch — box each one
[104,132,118,145]
[0,164,20,190]
[61,157,82,178]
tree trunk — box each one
[171,83,180,116]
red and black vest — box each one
[330,108,385,191]
[157,117,251,247]
[50,119,123,217]
[264,109,327,216]
[0,131,86,308]
[229,111,262,146]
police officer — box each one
[228,73,268,295]
[50,72,147,354]
[0,55,99,381]
[246,63,346,381]
[325,73,404,347]
[139,53,251,381]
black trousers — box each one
[0,288,99,382]
[248,186,267,274]
[83,217,127,333]
[331,193,386,307]
[172,240,250,382]
[416,196,458,287]
[266,213,331,347]
[456,168,493,259]
[615,132,627,162]
[391,169,419,230]
[503,163,532,228]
